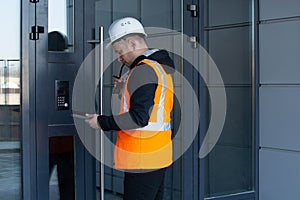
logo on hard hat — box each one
[120,21,131,26]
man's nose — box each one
[117,56,123,62]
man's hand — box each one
[85,114,100,129]
[113,77,125,99]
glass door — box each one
[48,1,76,199]
[81,0,186,199]
[0,0,22,199]
[36,0,256,199]
[47,0,91,199]
[203,0,256,199]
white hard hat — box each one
[108,17,147,45]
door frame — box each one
[21,0,37,198]
[22,0,96,199]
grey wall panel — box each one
[96,0,112,40]
[165,161,182,198]
[103,131,115,168]
[205,0,250,27]
[206,145,252,196]
[260,0,300,20]
[172,191,181,200]
[172,0,182,32]
[215,87,252,147]
[113,170,123,178]
[207,26,251,85]
[259,149,300,200]
[172,161,182,190]
[260,87,300,151]
[141,0,172,29]
[113,0,140,21]
[112,176,124,194]
[104,174,112,190]
[260,21,300,84]
[103,86,113,114]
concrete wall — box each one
[259,0,300,199]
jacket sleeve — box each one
[97,64,158,131]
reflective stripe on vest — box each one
[121,59,171,131]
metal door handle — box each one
[98,26,105,200]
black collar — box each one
[128,55,148,69]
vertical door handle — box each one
[97,26,105,200]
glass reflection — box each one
[49,136,75,200]
[48,0,74,52]
[0,0,22,199]
[203,0,254,197]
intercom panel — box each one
[55,80,69,110]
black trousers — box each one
[123,168,167,200]
[49,152,75,200]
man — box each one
[85,17,174,200]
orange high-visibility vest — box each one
[114,59,174,169]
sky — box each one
[0,0,66,60]
[0,0,20,59]
[48,0,67,35]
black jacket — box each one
[97,49,175,131]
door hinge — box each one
[29,26,45,40]
[189,36,198,49]
[30,0,39,3]
[188,4,198,17]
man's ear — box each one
[127,38,136,50]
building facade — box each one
[0,0,299,199]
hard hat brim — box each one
[105,32,147,48]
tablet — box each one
[72,110,87,119]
